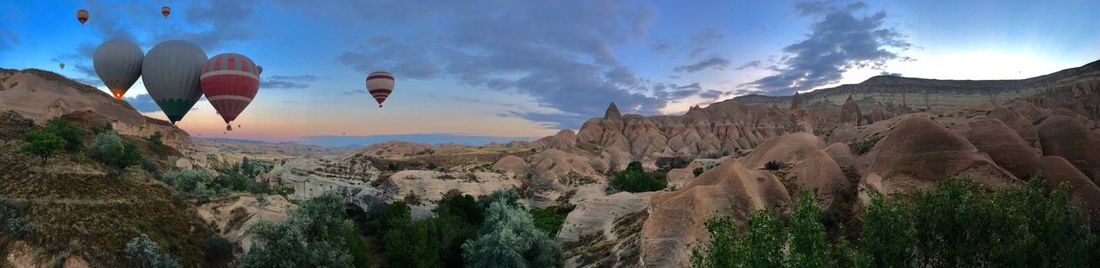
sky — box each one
[1,0,1099,144]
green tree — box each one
[21,130,66,164]
[788,191,831,267]
[735,211,785,267]
[146,131,166,157]
[105,141,142,169]
[44,118,84,151]
[463,197,561,267]
[857,192,914,268]
[690,215,737,268]
[240,193,355,268]
[202,235,233,263]
[610,161,667,193]
[89,130,123,160]
[158,169,220,201]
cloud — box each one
[342,89,367,95]
[674,57,730,73]
[736,60,763,70]
[692,29,726,44]
[0,29,17,51]
[123,94,160,113]
[651,39,673,54]
[329,0,662,128]
[743,1,910,95]
[699,90,725,99]
[262,75,317,89]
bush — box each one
[125,234,182,268]
[44,118,84,152]
[88,129,142,169]
[240,193,355,267]
[147,132,167,157]
[0,198,33,238]
[656,157,693,171]
[159,169,220,201]
[21,130,66,164]
[462,197,561,267]
[609,161,667,193]
[763,160,787,171]
[788,191,831,267]
[693,167,705,177]
[857,192,914,267]
[529,205,574,236]
[202,235,233,263]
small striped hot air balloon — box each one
[161,6,170,17]
[366,71,394,107]
[76,9,89,25]
[201,53,260,131]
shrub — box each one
[857,192,914,267]
[159,169,220,201]
[21,130,66,164]
[0,198,33,238]
[125,234,182,268]
[146,132,166,157]
[44,118,84,151]
[89,129,144,170]
[693,167,705,177]
[656,157,693,171]
[609,161,667,193]
[463,197,561,267]
[240,193,355,267]
[788,191,831,267]
[529,205,574,236]
[202,235,233,262]
[763,160,787,171]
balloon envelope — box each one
[142,40,207,123]
[201,53,260,126]
[366,71,394,107]
[76,9,88,25]
[161,6,170,17]
[59,63,65,70]
[93,38,144,100]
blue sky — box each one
[1,0,1099,143]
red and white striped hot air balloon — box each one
[366,71,394,107]
[200,53,260,131]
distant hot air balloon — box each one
[161,6,170,17]
[366,71,394,107]
[201,53,260,131]
[58,63,65,70]
[256,65,263,75]
[93,38,144,100]
[76,9,89,25]
[143,40,207,124]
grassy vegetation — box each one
[0,114,216,266]
[529,204,575,236]
[692,177,1100,267]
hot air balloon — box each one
[93,38,144,100]
[143,40,207,124]
[59,63,65,70]
[161,6,170,17]
[76,9,89,25]
[366,71,394,107]
[256,65,263,75]
[201,53,260,131]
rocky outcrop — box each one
[0,69,192,150]
[1039,156,1100,218]
[493,155,527,175]
[197,194,294,253]
[641,158,790,267]
[857,117,1020,195]
[965,119,1041,178]
[840,95,862,125]
[356,141,431,158]
[1036,115,1100,181]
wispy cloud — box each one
[743,1,910,95]
[674,57,730,73]
[262,74,317,89]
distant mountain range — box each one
[298,133,535,148]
